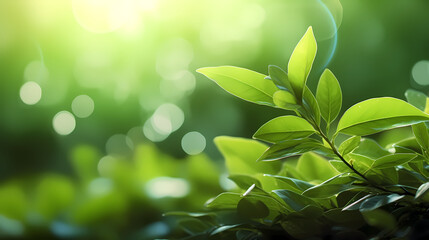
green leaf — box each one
[253,116,316,143]
[297,152,339,182]
[329,160,351,173]
[338,136,361,156]
[264,174,314,193]
[237,198,269,219]
[197,66,277,106]
[228,175,262,190]
[272,90,300,110]
[178,218,211,235]
[415,182,429,201]
[412,122,429,151]
[372,153,417,169]
[343,194,374,211]
[287,26,317,100]
[273,189,320,212]
[214,136,281,175]
[205,193,242,209]
[302,174,360,198]
[393,137,422,154]
[347,153,374,175]
[302,86,321,125]
[405,89,427,111]
[257,139,323,161]
[337,97,429,135]
[316,69,342,124]
[361,209,396,231]
[353,138,390,159]
[359,194,405,212]
[268,65,294,93]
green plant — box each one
[170,27,429,239]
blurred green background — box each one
[0,0,429,238]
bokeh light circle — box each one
[181,132,206,155]
[20,81,42,105]
[71,95,95,118]
[52,111,76,135]
[105,134,134,157]
[412,60,429,86]
[145,177,190,199]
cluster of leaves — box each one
[170,27,429,239]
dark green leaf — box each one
[273,189,321,212]
[302,174,361,198]
[337,97,429,136]
[253,116,315,143]
[359,194,405,212]
[264,174,314,193]
[361,209,396,231]
[197,66,277,106]
[316,69,342,124]
[237,198,269,219]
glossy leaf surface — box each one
[253,116,315,143]
[316,69,342,123]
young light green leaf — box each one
[354,138,390,159]
[197,66,278,106]
[273,90,300,110]
[371,153,417,169]
[316,69,342,124]
[268,65,294,94]
[405,89,427,111]
[412,122,429,151]
[287,26,317,100]
[253,116,316,143]
[347,153,374,175]
[337,97,429,136]
[214,136,281,175]
[415,182,429,201]
[296,152,339,182]
[338,136,361,155]
[329,160,352,174]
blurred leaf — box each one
[0,184,27,221]
[253,116,315,143]
[337,97,429,135]
[297,152,338,182]
[287,26,317,100]
[236,230,262,240]
[338,136,361,156]
[179,218,211,235]
[324,208,365,228]
[316,69,342,124]
[372,153,416,169]
[405,89,427,111]
[197,66,277,107]
[70,145,100,184]
[35,175,75,221]
[237,198,269,219]
[214,136,281,175]
[272,90,301,110]
[361,209,396,231]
